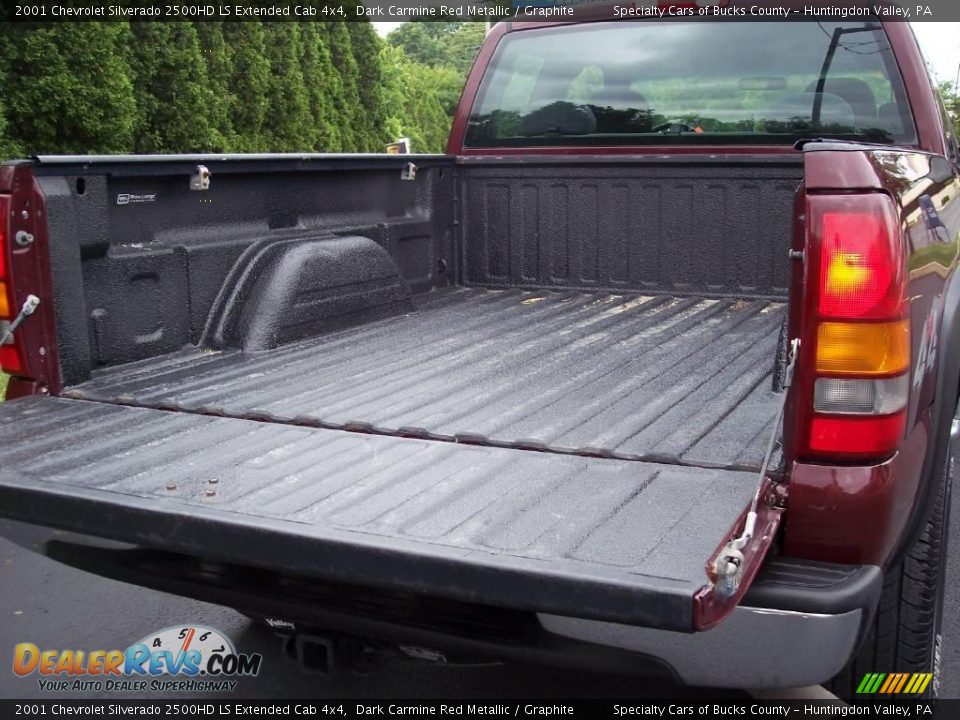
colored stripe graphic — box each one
[855,674,874,694]
[859,672,933,694]
[893,673,910,693]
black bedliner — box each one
[65,288,785,469]
[0,395,760,632]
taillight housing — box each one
[797,193,909,462]
[0,194,25,376]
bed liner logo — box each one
[116,192,157,205]
[13,625,261,693]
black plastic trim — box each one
[743,557,882,616]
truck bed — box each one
[65,287,786,469]
[0,394,761,631]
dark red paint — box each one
[0,163,61,397]
[694,481,784,629]
[784,145,959,564]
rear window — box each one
[465,21,917,148]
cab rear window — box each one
[465,21,917,148]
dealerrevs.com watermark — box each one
[12,625,262,694]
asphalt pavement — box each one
[0,477,959,699]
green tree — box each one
[381,45,454,153]
[223,22,271,152]
[385,21,484,144]
[386,21,459,67]
[323,21,364,150]
[0,59,19,160]
[348,22,388,149]
[938,81,960,136]
[260,23,313,151]
[299,22,342,151]
[439,22,486,75]
[130,22,216,153]
[4,23,137,155]
[195,22,235,151]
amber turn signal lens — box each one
[815,320,910,376]
[0,282,9,318]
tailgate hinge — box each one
[713,338,798,597]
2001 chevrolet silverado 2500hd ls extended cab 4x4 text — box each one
[0,15,958,695]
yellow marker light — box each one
[816,320,910,376]
[0,282,9,318]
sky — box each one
[373,21,960,84]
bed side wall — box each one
[38,157,456,387]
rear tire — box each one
[827,415,954,699]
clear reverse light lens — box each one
[814,375,908,415]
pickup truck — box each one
[1,16,958,696]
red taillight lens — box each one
[808,412,906,457]
[817,199,905,320]
[798,193,909,462]
[0,345,22,374]
[0,194,18,378]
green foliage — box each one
[938,81,960,136]
[387,21,484,75]
[0,67,19,161]
[386,22,448,67]
[381,45,455,153]
[348,22,389,149]
[130,22,216,153]
[260,24,313,151]
[222,22,271,152]
[194,22,235,151]
[383,21,484,152]
[299,22,343,151]
[4,23,137,155]
[439,23,486,75]
[0,19,482,157]
[323,21,364,151]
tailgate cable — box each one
[0,295,40,346]
[713,338,799,596]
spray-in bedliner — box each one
[0,395,762,631]
[65,287,786,470]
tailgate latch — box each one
[713,338,798,597]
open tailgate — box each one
[0,396,781,632]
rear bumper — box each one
[541,606,862,689]
[543,557,882,689]
[2,522,881,690]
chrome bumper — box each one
[539,605,863,689]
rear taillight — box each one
[798,193,909,462]
[0,194,25,376]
